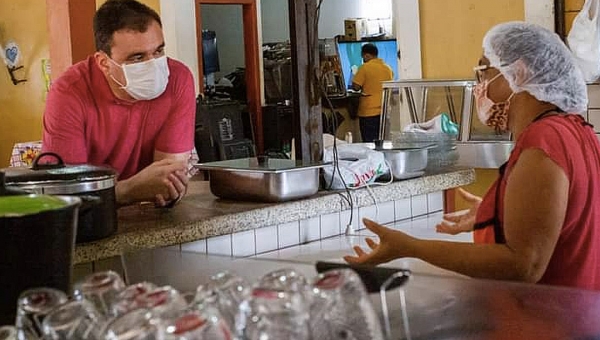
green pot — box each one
[0,194,81,325]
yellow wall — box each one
[565,0,584,34]
[0,1,49,167]
[420,0,524,79]
[419,0,524,209]
[0,0,161,168]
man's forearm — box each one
[115,178,134,207]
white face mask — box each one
[109,55,170,100]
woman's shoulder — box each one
[519,113,588,145]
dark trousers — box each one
[359,115,381,142]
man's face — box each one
[95,20,166,100]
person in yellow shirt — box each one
[351,43,394,142]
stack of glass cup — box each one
[3,267,384,340]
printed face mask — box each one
[473,73,514,132]
[109,55,170,100]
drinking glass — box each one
[0,326,16,340]
[73,271,126,316]
[194,271,249,333]
[15,287,68,338]
[309,268,384,340]
[258,268,310,292]
[42,300,105,340]
[110,282,157,317]
[104,309,160,340]
[242,286,310,340]
[159,309,233,340]
[132,286,187,317]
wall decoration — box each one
[0,41,27,85]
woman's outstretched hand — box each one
[435,188,482,235]
[343,218,416,265]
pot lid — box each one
[2,152,116,184]
[0,195,77,217]
[194,157,329,174]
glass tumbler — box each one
[242,286,310,340]
[42,300,105,340]
[194,271,249,333]
[15,287,68,339]
[310,268,384,340]
[110,282,158,317]
[258,268,310,293]
[0,326,16,340]
[73,271,126,316]
[104,309,160,340]
[159,309,233,340]
[133,286,187,318]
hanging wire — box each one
[312,0,356,228]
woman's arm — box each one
[346,148,568,282]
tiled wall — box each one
[73,191,444,282]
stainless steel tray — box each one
[194,158,329,202]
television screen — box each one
[202,30,220,74]
[337,39,399,89]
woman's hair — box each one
[93,0,162,56]
[483,21,587,113]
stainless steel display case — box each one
[380,79,513,168]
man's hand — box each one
[435,188,482,235]
[154,168,189,207]
[115,158,188,207]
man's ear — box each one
[94,51,110,75]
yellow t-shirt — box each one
[351,58,393,117]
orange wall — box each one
[0,0,160,168]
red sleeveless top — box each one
[474,114,600,290]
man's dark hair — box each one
[361,43,378,57]
[94,0,162,55]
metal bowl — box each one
[377,144,435,180]
[194,158,327,202]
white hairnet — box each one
[483,21,588,113]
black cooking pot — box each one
[1,152,118,243]
[0,194,80,325]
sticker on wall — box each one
[2,41,21,68]
[0,40,27,85]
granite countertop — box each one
[74,167,475,264]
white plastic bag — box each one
[567,0,600,82]
[323,144,389,189]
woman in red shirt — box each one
[344,21,600,290]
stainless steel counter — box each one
[122,248,600,340]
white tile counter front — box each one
[256,211,473,278]
[74,167,474,265]
[191,191,448,258]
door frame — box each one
[195,0,263,152]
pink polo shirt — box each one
[42,56,195,180]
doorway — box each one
[195,0,263,151]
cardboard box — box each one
[344,18,368,41]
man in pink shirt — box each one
[43,0,195,207]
